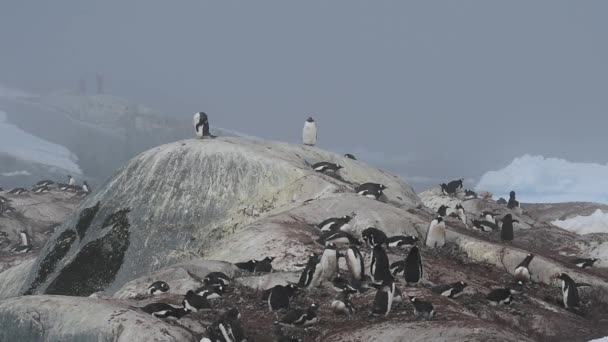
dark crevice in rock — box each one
[44,208,131,296]
[76,202,101,240]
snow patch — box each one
[475,155,608,204]
[552,209,608,235]
[1,170,32,177]
[588,337,608,342]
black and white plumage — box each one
[0,196,10,203]
[193,112,214,138]
[235,260,257,272]
[389,260,405,277]
[387,235,419,248]
[454,204,467,227]
[195,284,225,299]
[425,216,446,248]
[556,273,579,309]
[345,246,365,281]
[254,256,275,273]
[318,231,360,246]
[204,272,231,287]
[317,215,352,232]
[362,227,388,247]
[183,290,210,312]
[68,175,76,186]
[82,181,91,193]
[141,303,189,320]
[31,185,50,193]
[410,297,435,319]
[514,254,534,283]
[147,281,170,295]
[487,288,513,306]
[571,257,599,269]
[403,246,423,286]
[356,183,387,200]
[344,153,356,160]
[11,230,32,253]
[35,180,54,187]
[214,308,247,342]
[302,117,317,146]
[331,287,357,316]
[464,189,478,199]
[436,205,449,217]
[371,278,396,316]
[318,243,339,282]
[266,284,299,311]
[440,179,463,196]
[298,253,320,288]
[471,219,497,232]
[507,191,520,209]
[7,188,28,195]
[279,303,319,327]
[370,244,391,283]
[480,211,498,225]
[312,162,343,173]
[432,281,467,298]
[500,214,519,241]
[331,275,356,293]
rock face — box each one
[22,137,420,296]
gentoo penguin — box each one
[432,281,467,298]
[267,284,299,311]
[500,214,519,242]
[425,216,446,248]
[235,260,257,272]
[371,277,396,316]
[362,227,388,247]
[454,204,467,227]
[279,303,319,327]
[302,117,317,146]
[317,215,352,232]
[318,231,360,246]
[0,196,10,203]
[31,185,50,193]
[441,179,463,196]
[204,272,231,287]
[571,257,599,269]
[147,281,170,295]
[356,183,387,200]
[35,180,54,187]
[331,286,357,315]
[389,260,405,277]
[480,212,498,225]
[7,188,28,195]
[387,235,419,248]
[312,161,342,173]
[507,191,520,209]
[141,303,189,320]
[68,175,76,186]
[436,205,449,217]
[496,198,507,205]
[472,219,496,232]
[11,230,32,253]
[514,254,534,283]
[403,246,423,286]
[344,153,356,160]
[556,273,579,309]
[509,280,525,295]
[345,245,365,281]
[193,112,215,138]
[318,243,339,282]
[370,244,391,283]
[254,256,275,273]
[82,181,90,193]
[487,288,513,306]
[195,284,225,299]
[297,253,320,288]
[183,290,210,312]
[464,189,478,199]
[410,297,435,320]
[215,308,247,342]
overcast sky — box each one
[1,1,607,190]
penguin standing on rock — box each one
[436,205,449,217]
[507,191,520,209]
[371,277,396,316]
[193,112,215,138]
[370,244,391,283]
[319,243,339,282]
[555,273,579,309]
[500,214,519,241]
[514,254,534,283]
[425,216,446,248]
[454,204,467,227]
[362,227,388,247]
[403,246,423,286]
[302,117,317,146]
[11,230,32,253]
[298,253,320,288]
[267,284,299,311]
[68,175,76,186]
[345,246,365,281]
[147,281,170,296]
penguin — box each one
[425,216,446,248]
[195,284,225,299]
[464,189,478,199]
[298,253,320,288]
[371,277,395,316]
[403,246,423,286]
[147,281,170,296]
[141,303,189,320]
[11,230,32,253]
[203,272,231,287]
[432,281,467,298]
[487,288,513,306]
[345,245,365,281]
[556,273,579,309]
[454,204,467,227]
[302,117,317,146]
[445,179,464,194]
[31,185,50,193]
[318,231,360,246]
[509,280,525,295]
[362,227,388,247]
[312,162,342,173]
[35,180,54,187]
[387,235,419,248]
[571,257,599,269]
[317,215,352,232]
[436,205,449,217]
[68,175,76,186]
[193,112,215,138]
[497,198,508,205]
[389,260,405,277]
[7,188,28,195]
[280,303,319,327]
[331,275,356,293]
[254,256,275,273]
[215,308,247,342]
[331,286,357,315]
[82,181,91,193]
[514,253,534,283]
[480,212,498,225]
[183,290,210,312]
[370,244,391,283]
[472,219,496,232]
[235,260,257,272]
[507,191,520,209]
[318,243,339,282]
[267,284,299,311]
[0,196,10,203]
[344,153,356,160]
[500,214,519,241]
[410,297,435,320]
[356,183,387,200]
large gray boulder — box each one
[22,137,420,296]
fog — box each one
[1,1,608,190]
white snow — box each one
[552,209,608,235]
[475,154,608,204]
[0,110,82,175]
[588,337,608,342]
[1,170,32,177]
